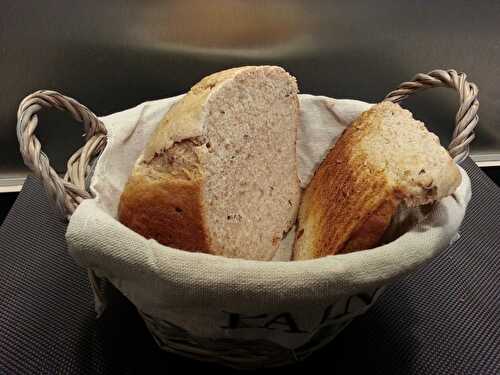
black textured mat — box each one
[0,192,17,226]
[0,158,498,374]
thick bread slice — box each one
[293,101,461,260]
[118,66,301,260]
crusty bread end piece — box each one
[293,101,461,260]
[118,66,301,260]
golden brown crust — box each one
[118,174,211,252]
[292,121,397,259]
[340,197,398,254]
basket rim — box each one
[67,167,470,305]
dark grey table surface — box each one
[0,158,499,374]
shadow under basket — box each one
[16,69,478,369]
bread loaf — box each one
[118,66,301,260]
[293,101,461,260]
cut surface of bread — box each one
[118,66,301,260]
[293,101,461,260]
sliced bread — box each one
[118,66,301,260]
[293,101,461,260]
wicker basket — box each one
[16,69,479,368]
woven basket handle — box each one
[17,90,107,219]
[384,69,479,164]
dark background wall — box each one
[0,0,499,222]
[1,0,499,179]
